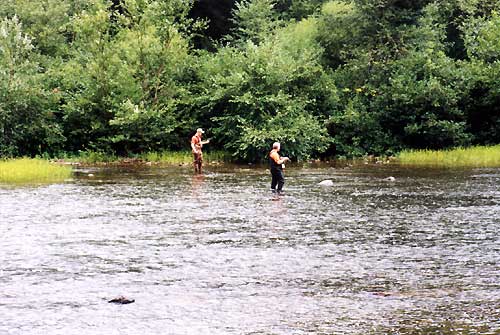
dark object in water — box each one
[372,291,392,297]
[108,296,135,304]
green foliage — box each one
[352,0,433,57]
[0,0,83,57]
[328,97,399,156]
[0,16,64,156]
[138,150,231,164]
[379,4,474,149]
[353,0,432,26]
[225,107,331,160]
[275,0,327,20]
[463,10,500,62]
[458,7,500,144]
[51,0,194,154]
[1,0,500,161]
[316,1,359,68]
[458,59,500,145]
[196,17,336,161]
[320,1,487,156]
[229,0,281,44]
[383,24,472,148]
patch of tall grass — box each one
[139,151,193,164]
[77,150,119,163]
[398,145,500,167]
[138,150,232,164]
[59,150,119,164]
[0,158,73,184]
[47,150,233,165]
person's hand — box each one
[283,157,290,162]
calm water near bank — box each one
[1,163,499,334]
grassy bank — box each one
[56,150,233,165]
[0,158,73,184]
[398,145,500,167]
[137,150,232,165]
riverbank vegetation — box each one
[57,150,230,165]
[137,150,231,164]
[1,0,499,162]
[398,145,500,167]
[0,158,72,184]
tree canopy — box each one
[1,0,499,160]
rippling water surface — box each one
[1,164,499,334]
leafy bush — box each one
[0,16,64,156]
[1,0,500,160]
[195,16,336,161]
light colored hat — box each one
[197,128,205,133]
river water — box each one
[1,163,499,335]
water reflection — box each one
[191,173,205,198]
[0,164,499,334]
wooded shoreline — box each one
[1,1,499,161]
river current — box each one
[1,164,499,334]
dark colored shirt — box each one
[269,149,282,170]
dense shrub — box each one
[0,0,499,160]
[0,16,64,156]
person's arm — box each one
[277,156,290,164]
[270,152,289,165]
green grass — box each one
[57,150,119,164]
[0,158,73,184]
[53,150,233,165]
[139,151,194,164]
[137,150,232,164]
[398,145,500,167]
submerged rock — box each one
[318,179,334,187]
[373,291,393,297]
[108,296,135,304]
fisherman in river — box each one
[191,128,210,173]
[269,142,290,194]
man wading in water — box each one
[269,142,290,194]
[191,128,210,173]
